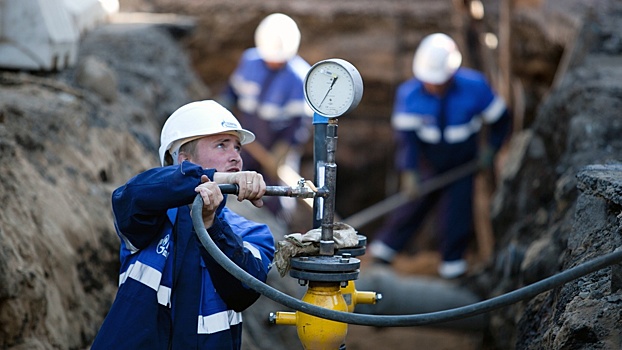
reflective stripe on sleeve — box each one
[243,241,262,260]
[230,75,260,96]
[444,117,483,143]
[238,97,258,114]
[118,261,171,307]
[197,310,243,334]
[482,96,506,123]
[257,101,305,121]
[416,126,441,143]
[391,112,424,131]
[282,99,310,118]
[257,103,281,120]
[156,285,171,307]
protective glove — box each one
[400,170,420,198]
[478,145,496,170]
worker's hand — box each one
[213,171,266,207]
[195,176,224,228]
[478,145,496,170]
[400,170,420,198]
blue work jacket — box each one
[91,162,275,350]
[224,47,312,147]
[391,68,510,172]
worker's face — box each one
[265,60,286,70]
[423,79,452,96]
[423,83,447,96]
[184,133,243,172]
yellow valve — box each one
[340,281,379,313]
[271,281,348,350]
[274,281,379,321]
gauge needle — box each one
[319,75,338,107]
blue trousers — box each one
[373,172,474,262]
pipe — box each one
[312,113,328,228]
[320,119,338,255]
[309,112,338,255]
[192,194,622,327]
[354,265,486,331]
[218,184,322,199]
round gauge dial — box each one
[304,58,363,118]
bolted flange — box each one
[289,255,360,283]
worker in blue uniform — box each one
[91,100,275,349]
[368,33,511,279]
[220,13,312,222]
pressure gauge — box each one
[304,58,363,118]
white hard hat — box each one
[254,13,301,63]
[412,33,463,84]
[158,100,255,166]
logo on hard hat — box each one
[222,120,239,129]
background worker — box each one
[91,100,275,349]
[219,13,312,224]
[368,33,511,279]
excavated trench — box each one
[154,1,583,349]
[116,1,609,349]
[165,1,622,349]
[174,0,565,235]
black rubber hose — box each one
[192,194,622,327]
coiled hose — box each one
[192,194,622,327]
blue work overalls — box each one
[375,67,510,262]
[91,163,275,349]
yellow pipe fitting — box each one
[298,282,348,350]
[269,281,346,350]
[272,282,378,324]
[341,281,379,313]
[270,282,349,349]
[354,289,378,306]
[272,311,297,325]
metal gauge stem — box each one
[304,58,363,118]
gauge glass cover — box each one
[304,59,362,118]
